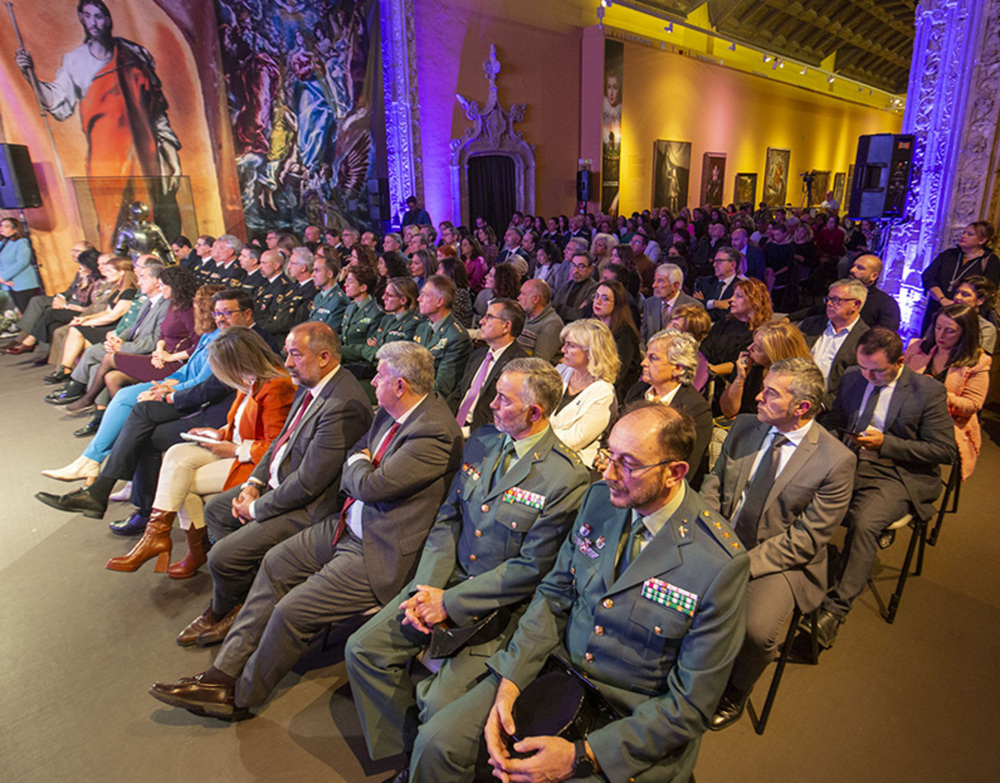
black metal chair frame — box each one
[746,605,819,734]
[927,456,961,547]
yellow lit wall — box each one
[617,41,903,212]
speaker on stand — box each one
[848,134,915,220]
[0,143,44,303]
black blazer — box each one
[799,315,870,407]
[448,342,529,432]
[624,381,712,481]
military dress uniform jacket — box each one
[204,261,246,289]
[413,312,473,398]
[309,284,351,332]
[490,482,749,783]
[256,274,293,334]
[411,424,590,632]
[267,279,318,337]
[339,296,383,361]
[357,309,424,365]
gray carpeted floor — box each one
[2,351,999,782]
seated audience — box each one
[309,254,350,331]
[436,247,474,328]
[0,217,43,313]
[816,328,957,648]
[474,263,520,323]
[149,342,464,720]
[516,278,564,363]
[414,274,472,397]
[460,235,488,293]
[626,328,712,476]
[703,357,855,730]
[667,303,714,393]
[339,265,383,361]
[904,304,991,480]
[764,222,798,311]
[701,277,773,378]
[553,249,599,323]
[391,405,747,783]
[532,239,567,292]
[345,359,589,777]
[552,318,619,466]
[451,298,527,434]
[254,249,292,329]
[641,262,701,346]
[263,246,317,338]
[719,321,812,418]
[202,234,246,288]
[921,220,999,333]
[951,275,998,354]
[850,254,901,331]
[410,247,438,291]
[694,246,743,322]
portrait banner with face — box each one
[764,148,791,208]
[652,141,690,214]
[700,153,726,207]
[601,39,623,216]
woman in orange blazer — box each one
[106,327,296,577]
[904,304,991,481]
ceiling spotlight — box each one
[827,74,835,83]
[772,59,779,70]
[728,41,736,51]
[763,54,772,63]
[664,22,673,33]
[778,59,785,68]
[601,0,612,6]
[800,66,807,75]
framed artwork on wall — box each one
[833,172,847,206]
[764,147,791,207]
[734,173,757,206]
[809,170,831,206]
[652,140,691,214]
[701,153,726,206]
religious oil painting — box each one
[764,147,791,207]
[734,173,757,206]
[652,140,690,214]
[700,153,726,206]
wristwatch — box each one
[573,740,595,777]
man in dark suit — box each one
[149,343,464,720]
[345,359,590,772]
[850,254,902,331]
[405,405,748,783]
[799,278,871,409]
[731,227,765,281]
[694,246,742,322]
[816,328,957,647]
[552,250,599,323]
[450,298,528,434]
[640,262,702,346]
[700,357,856,728]
[173,322,373,647]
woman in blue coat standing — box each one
[0,217,42,313]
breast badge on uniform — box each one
[461,462,482,481]
[641,578,698,618]
[572,534,600,559]
[502,487,545,510]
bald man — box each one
[849,254,901,331]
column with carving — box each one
[380,0,423,226]
[882,0,998,335]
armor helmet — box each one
[130,201,149,221]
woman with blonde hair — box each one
[104,326,296,576]
[551,318,619,466]
[719,320,812,417]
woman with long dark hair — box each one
[590,279,641,398]
[0,216,42,312]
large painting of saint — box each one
[13,0,182,244]
[652,140,690,214]
[216,0,377,235]
[764,147,791,208]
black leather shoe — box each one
[149,673,249,721]
[109,512,149,536]
[45,387,85,405]
[35,488,106,519]
[878,529,896,550]
[815,609,843,649]
[710,685,749,731]
[43,369,72,385]
[74,419,101,438]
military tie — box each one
[616,515,647,578]
[489,438,516,490]
[735,433,789,550]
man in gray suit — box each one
[641,262,702,346]
[173,322,373,647]
[345,358,590,773]
[149,343,463,720]
[699,357,856,729]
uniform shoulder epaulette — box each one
[696,508,744,558]
[552,441,583,466]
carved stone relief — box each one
[449,45,536,228]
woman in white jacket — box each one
[551,318,619,467]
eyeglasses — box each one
[480,312,507,323]
[213,309,242,318]
[601,451,678,478]
[592,294,612,303]
[824,296,859,305]
[570,262,591,271]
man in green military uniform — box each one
[413,275,472,398]
[405,405,750,783]
[345,358,590,774]
[339,264,383,361]
[308,253,350,332]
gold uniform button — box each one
[571,566,576,575]
[469,554,478,562]
[654,625,662,635]
[584,652,594,662]
[475,530,483,538]
[602,598,613,609]
[594,625,604,636]
[511,522,517,529]
[481,504,489,513]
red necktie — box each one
[334,421,401,544]
[270,390,313,458]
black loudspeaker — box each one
[848,134,915,220]
[367,177,390,222]
[576,170,591,202]
[0,144,42,209]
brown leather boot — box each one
[167,527,210,579]
[106,509,176,573]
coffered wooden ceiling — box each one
[636,0,915,93]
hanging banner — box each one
[601,38,623,216]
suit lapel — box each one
[597,505,631,594]
[883,366,911,432]
[762,423,819,514]
[286,374,335,452]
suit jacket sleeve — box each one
[119,298,169,354]
[879,377,957,467]
[748,436,856,579]
[250,389,372,520]
[228,378,296,467]
[172,375,232,413]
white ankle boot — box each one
[41,455,101,481]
